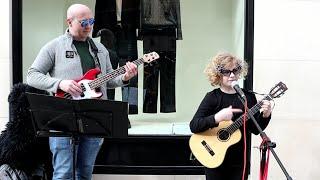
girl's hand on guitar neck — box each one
[260,100,272,118]
[214,106,243,124]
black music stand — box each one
[26,93,128,180]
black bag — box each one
[0,164,28,180]
[0,84,52,180]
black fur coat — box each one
[0,83,51,176]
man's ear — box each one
[66,18,72,26]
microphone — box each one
[231,81,246,100]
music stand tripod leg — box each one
[72,136,79,180]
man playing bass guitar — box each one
[26,4,138,179]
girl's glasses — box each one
[218,65,242,76]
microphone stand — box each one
[236,94,293,180]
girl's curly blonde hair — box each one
[204,52,248,87]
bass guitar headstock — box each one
[142,52,160,63]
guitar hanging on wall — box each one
[56,52,159,100]
[189,82,288,168]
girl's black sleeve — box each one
[189,92,219,133]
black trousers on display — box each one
[142,28,177,113]
[107,25,138,114]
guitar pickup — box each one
[201,140,215,156]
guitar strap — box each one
[88,38,101,70]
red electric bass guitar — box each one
[56,52,159,99]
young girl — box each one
[190,52,272,180]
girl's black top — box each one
[190,88,271,168]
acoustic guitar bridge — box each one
[201,140,215,156]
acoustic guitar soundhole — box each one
[217,129,230,141]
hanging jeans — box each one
[142,28,177,113]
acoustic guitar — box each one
[189,82,288,168]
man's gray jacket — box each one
[27,30,126,100]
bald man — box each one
[27,4,137,179]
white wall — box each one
[175,0,235,122]
[252,0,320,179]
[22,0,69,81]
[231,0,244,59]
[0,0,10,131]
[22,0,96,82]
